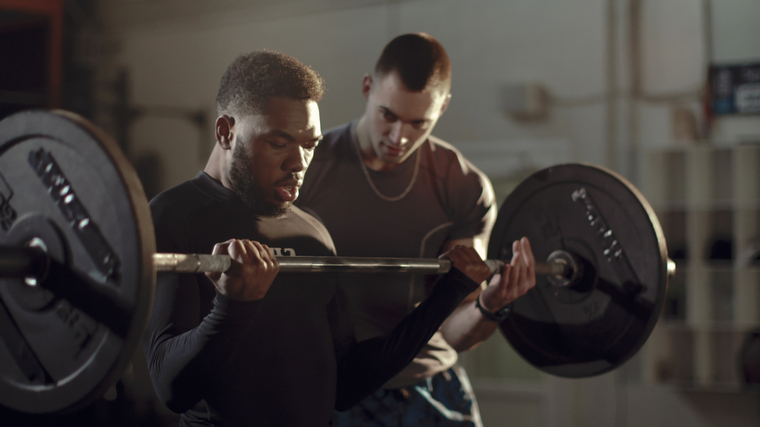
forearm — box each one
[440,298,500,352]
[436,237,501,351]
[334,268,479,410]
[144,294,259,413]
[443,235,538,351]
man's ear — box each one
[440,93,452,116]
[215,115,235,150]
[361,74,373,99]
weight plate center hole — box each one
[24,237,49,287]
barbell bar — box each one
[0,246,575,281]
[151,253,576,277]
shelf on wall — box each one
[642,143,760,392]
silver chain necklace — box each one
[352,126,421,202]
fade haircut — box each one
[374,33,451,92]
[216,50,325,116]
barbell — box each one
[2,246,572,276]
[0,110,673,414]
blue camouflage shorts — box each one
[333,365,483,426]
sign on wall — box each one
[710,62,760,115]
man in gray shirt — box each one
[297,33,537,426]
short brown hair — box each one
[216,50,325,116]
[374,33,451,92]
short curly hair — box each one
[216,50,325,116]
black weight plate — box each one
[0,110,155,413]
[488,163,668,378]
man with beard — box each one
[144,50,495,427]
[296,33,537,426]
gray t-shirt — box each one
[297,123,496,388]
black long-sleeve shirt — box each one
[144,172,479,426]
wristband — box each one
[476,293,512,323]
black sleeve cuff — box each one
[444,266,482,293]
[211,293,262,324]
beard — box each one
[228,142,290,217]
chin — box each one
[382,155,404,164]
[265,201,291,217]
[246,198,291,217]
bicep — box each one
[148,223,203,338]
[327,276,357,360]
[144,271,203,364]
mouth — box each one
[274,179,301,202]
[380,141,404,157]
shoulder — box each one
[310,123,355,165]
[426,135,461,162]
[300,123,355,203]
[149,179,217,251]
[288,205,337,255]
[149,180,206,225]
[425,135,490,187]
[321,123,352,146]
[424,136,496,214]
[424,137,497,233]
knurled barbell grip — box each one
[152,253,452,274]
[152,253,232,274]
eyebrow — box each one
[267,130,322,143]
[380,106,397,116]
[379,106,429,124]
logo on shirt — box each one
[271,247,296,256]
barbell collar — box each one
[0,246,49,279]
[0,245,133,339]
[535,259,572,279]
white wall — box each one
[711,0,760,63]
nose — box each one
[388,122,409,146]
[284,145,309,172]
